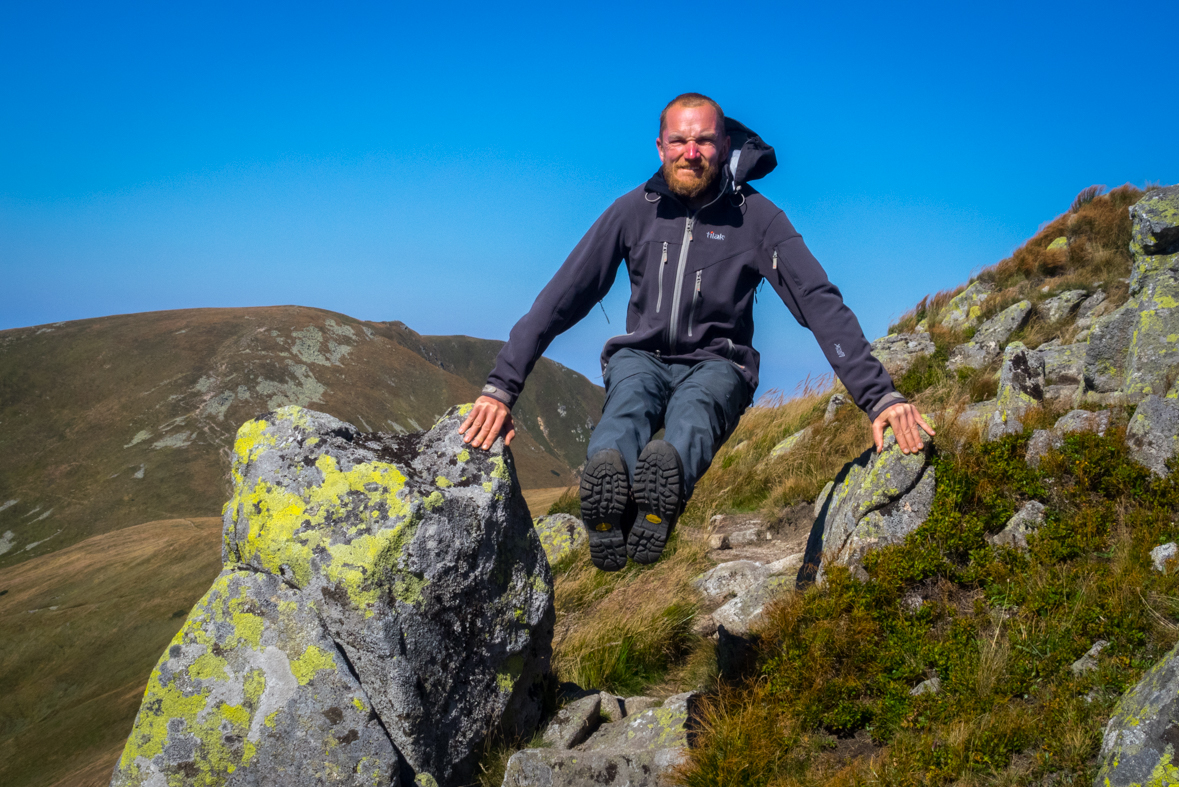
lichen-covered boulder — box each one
[1094,636,1179,786]
[692,560,769,602]
[533,513,585,566]
[974,299,1033,345]
[112,570,398,787]
[1039,290,1087,323]
[1083,187,1179,400]
[712,574,794,635]
[997,342,1045,411]
[809,425,936,583]
[114,405,555,787]
[1074,289,1108,329]
[940,281,995,330]
[1040,342,1085,387]
[502,692,698,787]
[770,425,814,458]
[947,340,1000,371]
[871,331,935,376]
[1127,395,1179,477]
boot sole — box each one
[579,449,631,572]
[629,440,683,564]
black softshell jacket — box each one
[484,119,905,423]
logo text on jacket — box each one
[706,231,725,240]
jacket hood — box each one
[645,116,777,198]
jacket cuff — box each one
[481,384,516,409]
[866,391,907,423]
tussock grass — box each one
[544,486,581,517]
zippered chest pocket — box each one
[687,270,702,337]
[656,241,669,313]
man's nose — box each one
[684,142,700,159]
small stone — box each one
[902,594,924,614]
[766,553,804,576]
[691,615,718,638]
[598,692,624,722]
[1069,640,1108,676]
[542,694,601,750]
[910,677,941,696]
[1038,290,1087,323]
[691,561,769,602]
[940,281,995,330]
[728,528,766,546]
[987,501,1047,550]
[1042,384,1080,409]
[708,533,731,550]
[622,696,658,716]
[1151,542,1178,574]
[771,427,814,458]
[824,394,849,424]
[1025,430,1064,468]
[871,331,935,376]
[1046,236,1069,252]
[1053,409,1110,437]
[985,409,1024,442]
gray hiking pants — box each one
[585,348,750,496]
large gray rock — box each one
[770,425,815,458]
[111,570,399,787]
[1127,396,1179,477]
[871,331,936,376]
[1054,408,1111,436]
[946,339,1000,371]
[811,425,936,582]
[1074,289,1108,329]
[997,342,1046,410]
[940,281,995,330]
[1094,635,1179,786]
[1084,187,1179,400]
[502,693,697,787]
[1039,290,1088,323]
[114,405,555,787]
[1026,430,1064,468]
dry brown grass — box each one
[551,537,709,696]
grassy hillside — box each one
[0,306,603,569]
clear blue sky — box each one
[2,1,1176,398]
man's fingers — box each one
[916,412,936,437]
[504,417,516,447]
[461,408,486,443]
[482,410,506,450]
[872,418,885,454]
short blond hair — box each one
[659,93,725,135]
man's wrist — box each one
[481,384,514,407]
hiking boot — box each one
[629,440,684,564]
[579,449,631,571]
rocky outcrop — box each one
[112,405,555,787]
[503,692,698,787]
[806,426,936,583]
[1126,395,1179,477]
[940,281,995,330]
[1084,186,1179,400]
[871,331,935,376]
[770,426,814,458]
[533,513,586,566]
[1094,637,1179,786]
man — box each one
[459,93,933,571]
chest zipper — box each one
[772,249,779,270]
[656,241,668,313]
[687,270,702,338]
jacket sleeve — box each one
[483,200,629,408]
[759,211,906,422]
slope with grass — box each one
[670,184,1179,786]
[0,306,603,569]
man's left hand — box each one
[872,402,935,455]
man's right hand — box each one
[459,396,516,450]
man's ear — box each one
[656,136,666,164]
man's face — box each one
[657,104,730,200]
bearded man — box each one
[459,93,933,571]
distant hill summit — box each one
[0,306,603,568]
